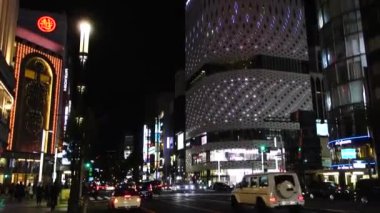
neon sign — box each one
[37,16,56,33]
[328,135,370,147]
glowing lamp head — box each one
[79,20,92,55]
[79,21,91,34]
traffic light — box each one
[297,146,302,159]
[85,161,93,180]
[85,162,91,169]
[259,145,270,153]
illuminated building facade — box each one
[0,0,18,184]
[142,93,174,182]
[4,9,67,184]
[185,0,313,184]
[316,0,377,181]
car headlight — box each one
[190,185,195,190]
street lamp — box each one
[38,129,53,183]
[79,20,91,63]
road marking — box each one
[318,209,359,213]
[184,197,229,204]
[160,199,221,213]
[89,197,95,201]
[141,207,156,213]
[104,196,110,200]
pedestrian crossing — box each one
[88,195,111,201]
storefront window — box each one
[0,82,13,122]
[346,34,360,57]
[349,80,363,103]
[338,84,350,106]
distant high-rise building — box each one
[142,93,174,181]
[185,0,313,184]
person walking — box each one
[36,183,43,206]
[49,182,60,212]
[27,183,33,199]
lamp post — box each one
[38,129,53,183]
[68,19,92,213]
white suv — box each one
[231,172,304,212]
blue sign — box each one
[341,148,356,159]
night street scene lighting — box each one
[2,0,380,212]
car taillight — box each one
[269,195,277,203]
[124,195,131,199]
[148,184,153,191]
[298,195,304,202]
[114,198,118,204]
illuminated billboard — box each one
[316,119,328,136]
[201,135,207,145]
[341,148,356,159]
[177,132,184,150]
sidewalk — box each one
[304,198,380,213]
[0,195,67,213]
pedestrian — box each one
[36,183,43,206]
[28,183,34,199]
[49,182,60,212]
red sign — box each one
[37,16,56,33]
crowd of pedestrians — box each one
[0,180,61,211]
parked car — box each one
[307,181,352,200]
[354,179,380,205]
[231,172,304,212]
[211,182,232,192]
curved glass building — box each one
[185,0,313,184]
[317,0,376,179]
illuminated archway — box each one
[12,56,54,153]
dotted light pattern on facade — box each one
[185,0,308,79]
[186,69,312,138]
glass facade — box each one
[317,0,375,169]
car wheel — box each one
[231,196,238,207]
[276,181,295,199]
[360,196,368,205]
[256,198,268,213]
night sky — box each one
[19,0,185,153]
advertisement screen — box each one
[201,135,207,145]
[316,120,329,136]
[341,148,356,159]
[177,133,184,150]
